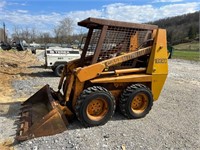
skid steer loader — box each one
[16,17,168,141]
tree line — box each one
[149,11,199,45]
[10,11,199,46]
[11,17,84,45]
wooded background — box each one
[7,11,200,45]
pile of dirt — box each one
[0,50,40,102]
[0,50,43,149]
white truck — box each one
[45,46,81,76]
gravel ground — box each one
[9,55,200,149]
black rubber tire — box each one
[75,86,116,127]
[119,84,153,119]
[52,67,56,72]
[54,64,64,77]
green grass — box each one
[172,50,200,61]
[172,41,200,61]
[173,42,199,51]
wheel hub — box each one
[86,98,108,121]
[131,93,148,114]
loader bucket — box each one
[16,85,68,141]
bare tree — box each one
[54,27,61,43]
[21,27,31,42]
[12,26,41,43]
[40,32,51,44]
[11,17,74,44]
[12,26,31,42]
[12,25,21,41]
[54,17,74,44]
[30,27,37,42]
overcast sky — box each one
[0,0,199,35]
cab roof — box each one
[78,17,158,30]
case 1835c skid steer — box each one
[16,17,168,141]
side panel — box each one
[146,29,168,100]
[46,54,80,67]
[151,74,167,100]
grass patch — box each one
[172,42,200,61]
[173,42,199,51]
[172,50,200,61]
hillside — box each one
[150,11,199,45]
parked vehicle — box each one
[0,40,25,51]
[45,46,81,76]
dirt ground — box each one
[0,50,42,149]
[0,50,40,102]
[0,50,199,150]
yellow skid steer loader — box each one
[16,18,168,141]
